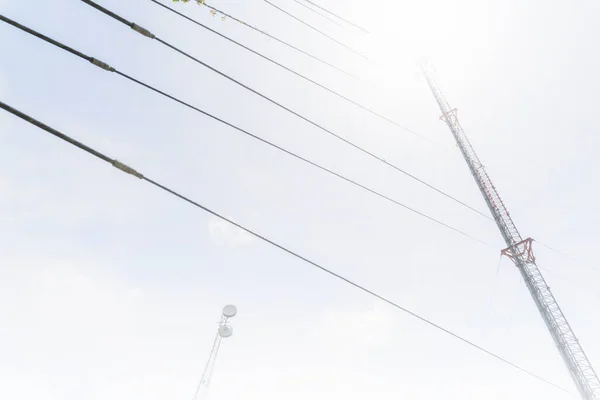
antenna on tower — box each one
[193,305,238,400]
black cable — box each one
[290,0,345,29]
[302,0,369,33]
[262,0,368,59]
[115,73,488,244]
[189,1,438,147]
[198,1,358,80]
[0,13,491,242]
[78,1,492,221]
[0,100,111,163]
[0,100,571,396]
[149,1,435,155]
[0,15,93,62]
[196,1,423,130]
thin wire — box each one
[534,240,600,287]
[491,255,506,324]
[77,2,492,221]
[302,0,369,33]
[290,0,345,29]
[262,0,368,59]
[482,254,504,342]
[196,0,414,119]
[119,70,489,243]
[0,100,571,396]
[496,253,503,276]
[0,14,491,243]
[500,274,524,339]
[534,240,600,274]
[197,1,358,80]
[149,0,443,157]
[193,0,441,144]
[83,0,420,139]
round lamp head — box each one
[218,325,233,338]
[222,305,237,318]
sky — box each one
[1,0,599,399]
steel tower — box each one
[421,65,600,399]
[193,305,237,400]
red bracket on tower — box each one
[440,108,458,122]
[501,237,535,265]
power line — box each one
[0,13,490,243]
[301,0,369,33]
[0,99,571,396]
[191,1,430,131]
[289,0,345,29]
[195,0,419,130]
[190,0,439,145]
[77,1,491,221]
[149,0,436,154]
[534,240,600,275]
[262,0,367,59]
[196,1,358,80]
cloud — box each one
[207,215,256,246]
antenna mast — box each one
[193,305,238,400]
[420,65,600,399]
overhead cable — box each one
[76,1,491,220]
[0,99,571,396]
[196,0,358,79]
[534,240,600,274]
[302,0,369,33]
[149,0,435,150]
[0,14,491,242]
[262,0,367,59]
[289,0,345,29]
[181,0,437,146]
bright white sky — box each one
[1,0,599,399]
